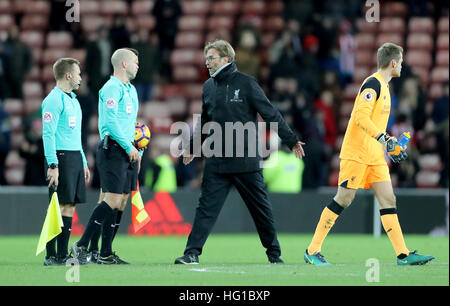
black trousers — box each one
[184,169,281,258]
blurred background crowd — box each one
[0,0,448,193]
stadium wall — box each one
[0,187,447,236]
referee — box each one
[71,48,141,265]
[174,40,305,264]
[41,58,90,266]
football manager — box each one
[174,39,305,264]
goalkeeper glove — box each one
[376,133,408,163]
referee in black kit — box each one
[174,40,305,264]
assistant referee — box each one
[174,40,305,264]
[41,58,90,266]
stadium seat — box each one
[408,17,434,34]
[178,15,206,31]
[261,32,276,48]
[41,49,67,65]
[437,33,449,50]
[376,33,403,47]
[207,15,234,31]
[181,0,210,15]
[173,66,200,82]
[355,33,376,50]
[339,101,354,117]
[184,83,203,100]
[211,1,240,15]
[79,0,100,14]
[430,67,449,84]
[68,49,87,66]
[23,0,50,14]
[80,15,108,34]
[438,17,449,33]
[428,82,443,100]
[23,82,43,99]
[406,33,433,51]
[355,50,376,66]
[205,30,232,43]
[418,154,442,172]
[241,0,265,15]
[9,115,22,133]
[42,64,56,82]
[131,0,154,15]
[143,102,171,120]
[100,0,128,15]
[355,17,378,33]
[353,66,370,83]
[412,67,430,88]
[380,1,408,18]
[0,14,13,30]
[20,31,45,48]
[266,1,284,15]
[2,99,23,116]
[175,31,204,49]
[405,50,432,69]
[20,14,48,31]
[46,32,73,49]
[26,65,41,82]
[166,98,188,117]
[0,1,12,13]
[5,168,24,185]
[416,170,440,188]
[170,49,204,66]
[238,14,262,30]
[436,50,449,67]
[378,17,405,34]
[135,15,155,31]
[343,83,361,101]
[262,16,284,32]
[189,100,203,114]
[161,84,186,99]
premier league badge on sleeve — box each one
[43,112,53,123]
[106,98,116,109]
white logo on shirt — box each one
[68,116,76,129]
[126,103,132,114]
[43,112,53,123]
[106,98,116,109]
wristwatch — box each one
[49,163,58,169]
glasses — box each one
[205,56,222,62]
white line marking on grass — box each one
[188,268,246,274]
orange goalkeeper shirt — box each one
[340,72,391,165]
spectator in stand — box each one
[19,118,46,186]
[397,76,426,132]
[429,81,449,187]
[76,78,96,153]
[85,25,112,100]
[297,34,320,101]
[152,0,183,82]
[337,19,356,88]
[235,25,261,79]
[3,25,33,99]
[314,90,337,150]
[49,0,69,31]
[0,99,10,185]
[109,14,131,51]
[132,29,161,102]
[270,77,297,116]
[291,91,314,140]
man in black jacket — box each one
[174,40,305,264]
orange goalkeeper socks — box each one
[380,208,409,257]
[307,200,344,254]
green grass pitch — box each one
[0,234,447,286]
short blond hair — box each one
[204,39,235,62]
[53,58,80,81]
[377,43,403,69]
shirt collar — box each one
[110,75,132,89]
[54,86,76,99]
[211,62,232,78]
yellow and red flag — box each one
[131,181,151,233]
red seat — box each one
[0,14,13,30]
[136,15,155,31]
[381,2,408,18]
[67,49,87,66]
[80,15,108,34]
[100,0,128,15]
[184,83,203,100]
[131,0,154,15]
[20,31,45,48]
[437,33,449,50]
[430,67,449,84]
[241,0,265,15]
[262,16,284,32]
[436,50,449,67]
[238,14,262,30]
[5,168,25,185]
[42,64,56,82]
[46,32,73,49]
[328,170,339,186]
[0,1,13,13]
[411,66,430,88]
[178,15,206,31]
[355,33,376,50]
[376,33,404,47]
[438,17,449,33]
[355,50,376,66]
[379,17,405,34]
[41,49,67,65]
[23,82,43,99]
[24,0,50,14]
[9,115,22,133]
[189,100,203,115]
[416,171,440,188]
[343,83,361,101]
[408,17,434,33]
[182,0,210,15]
[173,66,200,82]
[353,66,370,83]
[20,14,48,30]
[26,65,41,82]
[428,83,443,100]
[405,50,432,69]
[207,16,234,31]
[266,1,284,15]
[175,31,204,49]
[355,17,378,33]
[205,30,232,43]
[23,98,41,116]
[79,0,100,15]
[211,1,240,15]
[2,99,23,116]
[161,84,186,99]
[406,33,433,50]
[171,49,204,66]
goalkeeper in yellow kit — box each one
[304,43,435,266]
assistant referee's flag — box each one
[36,189,63,256]
[131,181,151,233]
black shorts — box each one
[45,150,86,204]
[96,140,138,194]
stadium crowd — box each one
[0,0,448,191]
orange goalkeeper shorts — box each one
[338,159,391,190]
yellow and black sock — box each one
[380,208,409,258]
[307,200,344,255]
